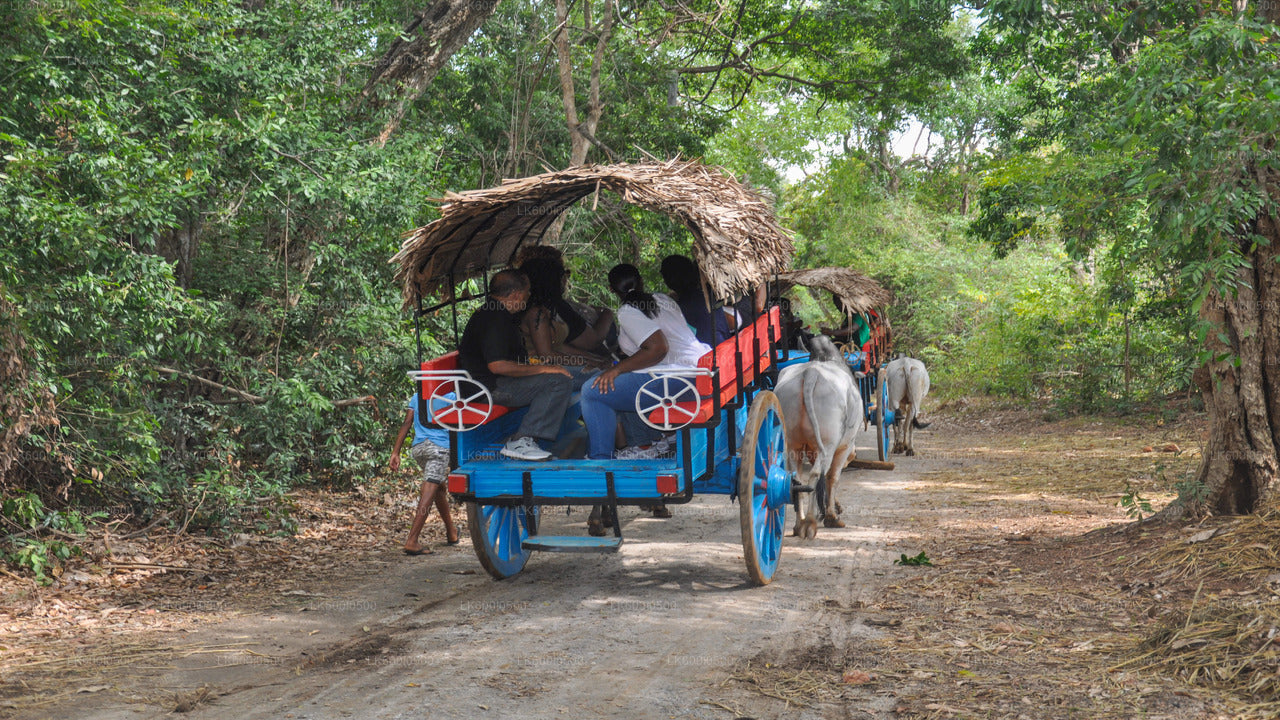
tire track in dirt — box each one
[25,426,920,720]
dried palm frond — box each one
[391,159,794,308]
[776,267,893,313]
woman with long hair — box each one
[580,264,711,460]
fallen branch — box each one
[155,367,376,410]
[848,458,895,471]
[154,366,264,403]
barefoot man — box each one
[390,394,459,555]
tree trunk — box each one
[1163,1,1280,519]
[1180,219,1280,516]
[545,0,614,243]
[363,0,502,145]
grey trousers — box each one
[491,371,577,441]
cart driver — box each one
[458,269,576,461]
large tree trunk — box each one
[1182,214,1280,516]
[1165,1,1280,519]
[362,0,502,145]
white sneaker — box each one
[615,444,660,460]
[650,435,677,456]
[501,436,552,461]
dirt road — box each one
[25,425,926,720]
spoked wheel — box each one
[634,374,699,431]
[466,502,539,580]
[875,367,892,461]
[738,390,790,586]
[429,377,494,431]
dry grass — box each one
[725,404,1280,719]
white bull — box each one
[886,356,930,456]
[775,335,862,539]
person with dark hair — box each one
[822,296,871,347]
[519,256,609,368]
[659,254,733,347]
[458,268,575,461]
[580,264,711,461]
[516,245,615,355]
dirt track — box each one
[20,424,928,720]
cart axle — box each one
[521,535,624,553]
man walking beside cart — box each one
[458,269,576,461]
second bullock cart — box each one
[773,267,897,462]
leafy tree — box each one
[971,1,1280,515]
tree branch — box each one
[155,366,264,404]
[155,367,376,410]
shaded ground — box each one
[4,401,1276,719]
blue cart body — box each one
[423,309,791,585]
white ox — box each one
[775,335,862,539]
[885,356,930,456]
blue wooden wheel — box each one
[876,368,891,462]
[738,391,790,586]
[466,502,538,580]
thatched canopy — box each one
[392,160,794,308]
[777,267,892,314]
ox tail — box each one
[802,370,832,521]
[913,417,931,429]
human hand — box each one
[545,365,572,377]
[592,367,621,393]
[389,455,401,473]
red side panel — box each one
[417,351,510,426]
[419,351,460,398]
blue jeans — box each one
[580,371,686,459]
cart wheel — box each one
[429,378,493,431]
[875,367,891,462]
[738,390,790,586]
[466,502,538,580]
[635,374,700,431]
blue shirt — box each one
[674,291,731,347]
[406,395,449,448]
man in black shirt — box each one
[458,269,575,461]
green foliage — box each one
[0,0,449,532]
[1119,484,1153,521]
[783,154,1192,409]
[894,551,933,566]
[1,493,91,584]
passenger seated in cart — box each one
[458,268,577,462]
[516,246,616,357]
[821,298,886,367]
[660,254,732,346]
[581,264,711,461]
[777,297,814,350]
[518,255,611,369]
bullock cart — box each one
[773,267,896,462]
[391,161,798,585]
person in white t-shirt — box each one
[580,264,712,460]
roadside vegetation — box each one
[3,12,1278,713]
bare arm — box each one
[389,408,414,472]
[488,359,571,378]
[592,330,668,393]
[567,307,614,353]
[527,307,606,366]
